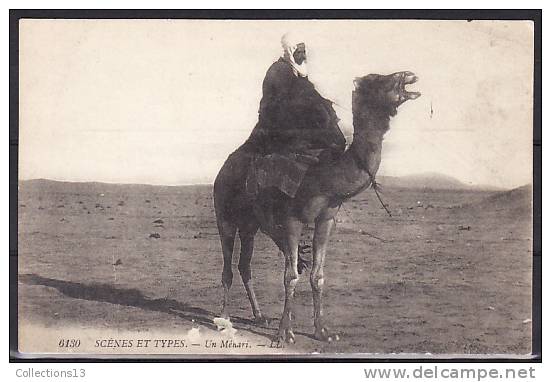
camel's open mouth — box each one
[400,71,421,101]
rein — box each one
[349,147,393,218]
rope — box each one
[340,202,388,243]
[369,177,393,218]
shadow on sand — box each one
[19,273,279,342]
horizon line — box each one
[18,176,531,191]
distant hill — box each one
[474,184,532,214]
[446,184,532,218]
[378,173,502,191]
[18,179,212,195]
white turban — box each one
[281,32,308,77]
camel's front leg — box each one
[277,216,303,344]
[311,218,340,342]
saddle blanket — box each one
[245,153,314,198]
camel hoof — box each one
[277,328,296,344]
[314,327,340,342]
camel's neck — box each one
[349,111,389,172]
[337,109,390,200]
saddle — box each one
[245,150,323,198]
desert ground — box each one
[17,177,533,356]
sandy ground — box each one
[17,180,533,357]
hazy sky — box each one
[19,19,534,188]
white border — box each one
[3,2,546,381]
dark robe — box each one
[244,57,346,157]
[243,58,346,198]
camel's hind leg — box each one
[217,218,237,319]
[238,227,268,326]
[311,218,340,342]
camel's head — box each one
[353,71,421,116]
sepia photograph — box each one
[12,13,538,359]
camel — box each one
[213,71,420,343]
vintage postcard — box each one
[15,16,537,358]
